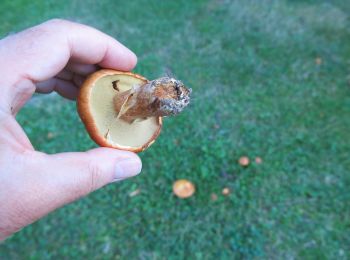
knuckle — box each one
[87,161,104,192]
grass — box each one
[0,0,350,258]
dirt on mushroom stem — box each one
[114,77,191,124]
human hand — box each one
[0,19,142,241]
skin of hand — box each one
[0,19,142,241]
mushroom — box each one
[173,179,195,199]
[77,70,191,152]
[255,157,263,164]
[238,156,250,167]
[222,187,230,195]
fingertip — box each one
[117,150,143,174]
[86,147,142,182]
[99,39,138,71]
[88,147,142,170]
[130,151,142,173]
[114,156,142,181]
[112,38,138,70]
[128,51,138,70]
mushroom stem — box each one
[114,77,191,123]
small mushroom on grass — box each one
[211,193,218,201]
[222,187,230,195]
[239,156,250,167]
[173,179,195,199]
[255,157,263,164]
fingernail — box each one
[113,158,142,182]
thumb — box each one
[13,148,141,227]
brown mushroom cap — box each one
[77,69,162,152]
[173,179,195,199]
[255,157,263,164]
[222,187,230,195]
[238,156,250,166]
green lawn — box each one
[1,0,350,259]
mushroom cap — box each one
[77,69,162,153]
[238,156,250,166]
[255,157,263,164]
[222,187,230,195]
[173,179,195,199]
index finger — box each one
[0,19,137,83]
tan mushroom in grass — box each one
[222,187,230,195]
[255,157,263,164]
[173,179,195,199]
[238,156,250,167]
[77,70,191,152]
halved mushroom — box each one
[77,69,191,152]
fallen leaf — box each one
[129,189,141,197]
[315,57,322,65]
[47,132,55,139]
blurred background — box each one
[0,0,350,258]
